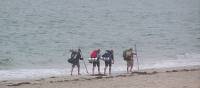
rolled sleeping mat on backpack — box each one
[88,58,97,63]
[102,57,110,61]
[68,58,76,64]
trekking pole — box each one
[83,59,89,74]
[134,44,140,71]
[80,51,89,74]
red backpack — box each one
[90,50,97,58]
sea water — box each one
[0,0,200,80]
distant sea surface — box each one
[0,0,199,80]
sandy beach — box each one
[1,66,200,88]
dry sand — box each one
[1,66,200,88]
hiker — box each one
[123,48,136,73]
[102,50,114,75]
[90,49,101,75]
[68,49,82,75]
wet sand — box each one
[1,66,200,88]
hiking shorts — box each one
[93,61,100,67]
[127,60,133,67]
[72,61,80,67]
[105,61,112,67]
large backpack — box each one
[102,50,112,61]
[123,50,132,61]
[90,50,97,58]
[88,50,98,63]
[68,51,78,64]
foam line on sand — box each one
[1,66,200,88]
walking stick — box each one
[83,59,89,74]
[80,51,89,74]
[134,44,140,71]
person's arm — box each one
[79,52,83,60]
[112,54,114,64]
[97,53,101,60]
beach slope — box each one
[1,67,200,88]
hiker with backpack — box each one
[68,48,83,75]
[89,49,101,75]
[123,48,136,73]
[102,50,114,75]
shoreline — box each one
[1,65,199,81]
[1,65,200,88]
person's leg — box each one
[127,66,129,73]
[130,60,134,73]
[127,61,130,73]
[109,63,111,75]
[104,62,108,75]
[71,64,75,75]
[104,66,107,75]
[97,61,101,74]
[77,63,81,75]
[92,62,96,75]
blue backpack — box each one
[102,50,112,61]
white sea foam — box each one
[141,53,200,69]
[0,69,67,81]
[0,53,199,81]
